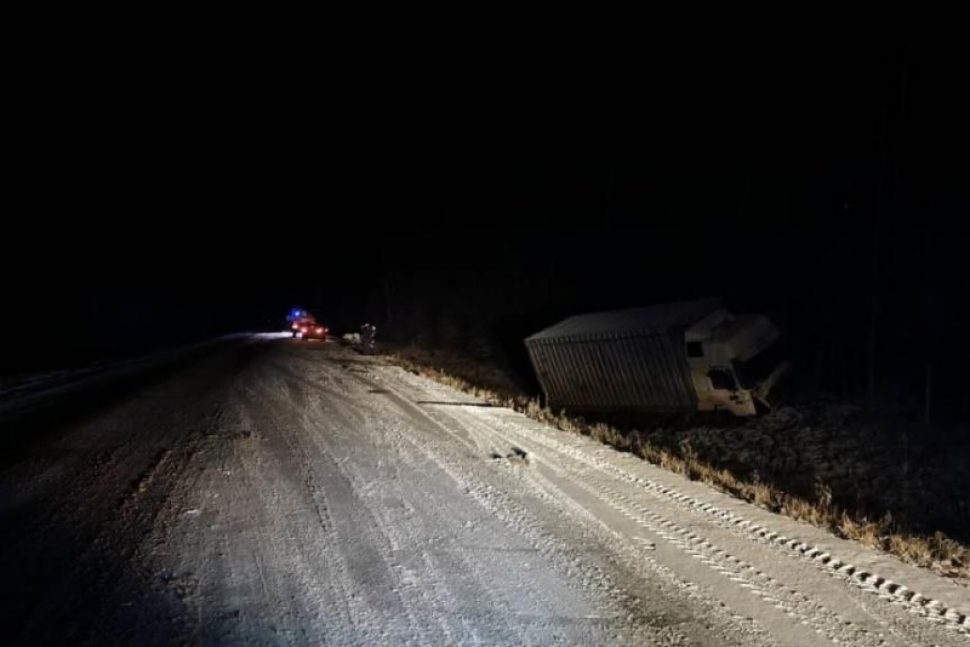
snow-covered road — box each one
[1,339,966,645]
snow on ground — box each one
[0,340,966,645]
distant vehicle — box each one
[525,298,790,417]
[287,308,319,338]
[290,316,317,337]
[301,322,329,341]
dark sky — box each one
[5,35,968,414]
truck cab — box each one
[686,309,789,416]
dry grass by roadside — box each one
[383,343,970,585]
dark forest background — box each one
[3,36,967,422]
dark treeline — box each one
[364,43,968,422]
[372,200,967,423]
[3,38,966,422]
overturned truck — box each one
[524,298,789,417]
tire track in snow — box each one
[339,364,774,646]
[374,361,970,646]
[241,364,384,643]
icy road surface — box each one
[1,339,967,646]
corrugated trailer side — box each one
[525,330,697,413]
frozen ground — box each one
[0,338,966,645]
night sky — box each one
[6,36,967,416]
